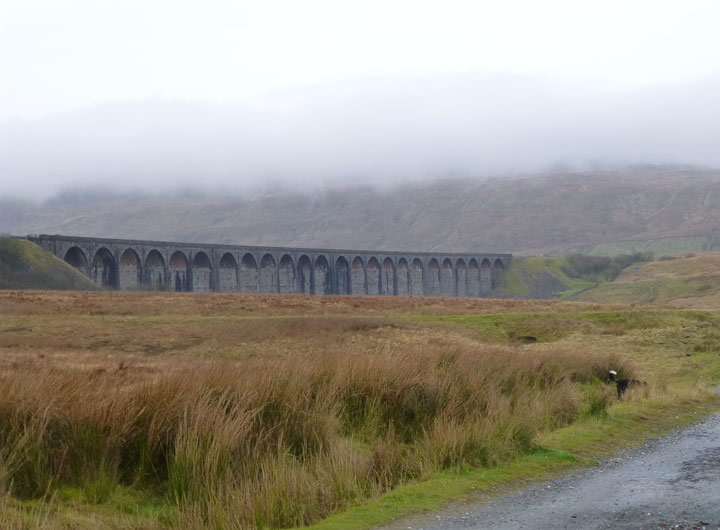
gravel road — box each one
[387,413,720,530]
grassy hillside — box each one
[0,237,97,290]
[492,251,720,308]
[574,252,720,308]
[490,257,595,299]
[2,166,720,255]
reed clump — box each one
[0,344,633,528]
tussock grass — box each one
[0,342,628,528]
[2,291,718,529]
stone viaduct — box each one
[27,235,511,297]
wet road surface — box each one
[388,413,720,530]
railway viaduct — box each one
[28,235,511,297]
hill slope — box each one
[2,166,720,255]
[0,238,98,290]
[573,252,720,308]
[490,257,595,299]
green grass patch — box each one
[306,448,579,530]
[0,237,97,291]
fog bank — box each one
[2,73,720,200]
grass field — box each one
[1,291,719,529]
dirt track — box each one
[390,413,720,530]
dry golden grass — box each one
[0,290,629,318]
[0,345,626,529]
[0,290,714,529]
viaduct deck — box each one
[27,234,511,297]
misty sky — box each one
[2,1,720,198]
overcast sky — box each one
[2,1,720,198]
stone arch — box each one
[119,248,142,290]
[440,258,454,296]
[427,258,441,296]
[170,251,189,292]
[219,253,238,292]
[351,256,365,295]
[239,253,258,292]
[279,254,295,294]
[396,258,409,296]
[366,257,381,295]
[467,258,480,297]
[192,251,212,292]
[259,254,277,293]
[492,258,505,290]
[480,258,492,295]
[145,250,166,290]
[409,258,424,296]
[336,256,350,295]
[92,247,117,289]
[455,259,467,298]
[314,255,331,295]
[297,255,312,294]
[64,246,87,270]
[382,257,395,296]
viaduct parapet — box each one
[27,234,511,297]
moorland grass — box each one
[0,344,629,528]
[0,291,719,529]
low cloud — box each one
[2,72,720,200]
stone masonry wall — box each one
[27,235,510,297]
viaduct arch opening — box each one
[427,258,440,296]
[219,253,238,292]
[145,250,166,290]
[314,256,331,295]
[64,247,87,270]
[192,252,212,292]
[119,248,142,290]
[279,255,295,294]
[397,258,409,296]
[239,254,258,292]
[170,251,189,292]
[92,248,117,289]
[382,258,395,296]
[410,258,423,296]
[367,257,380,295]
[336,256,350,295]
[351,257,365,295]
[260,254,277,293]
[297,255,312,294]
[467,258,480,297]
[440,258,454,296]
[480,258,492,295]
[456,259,467,297]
